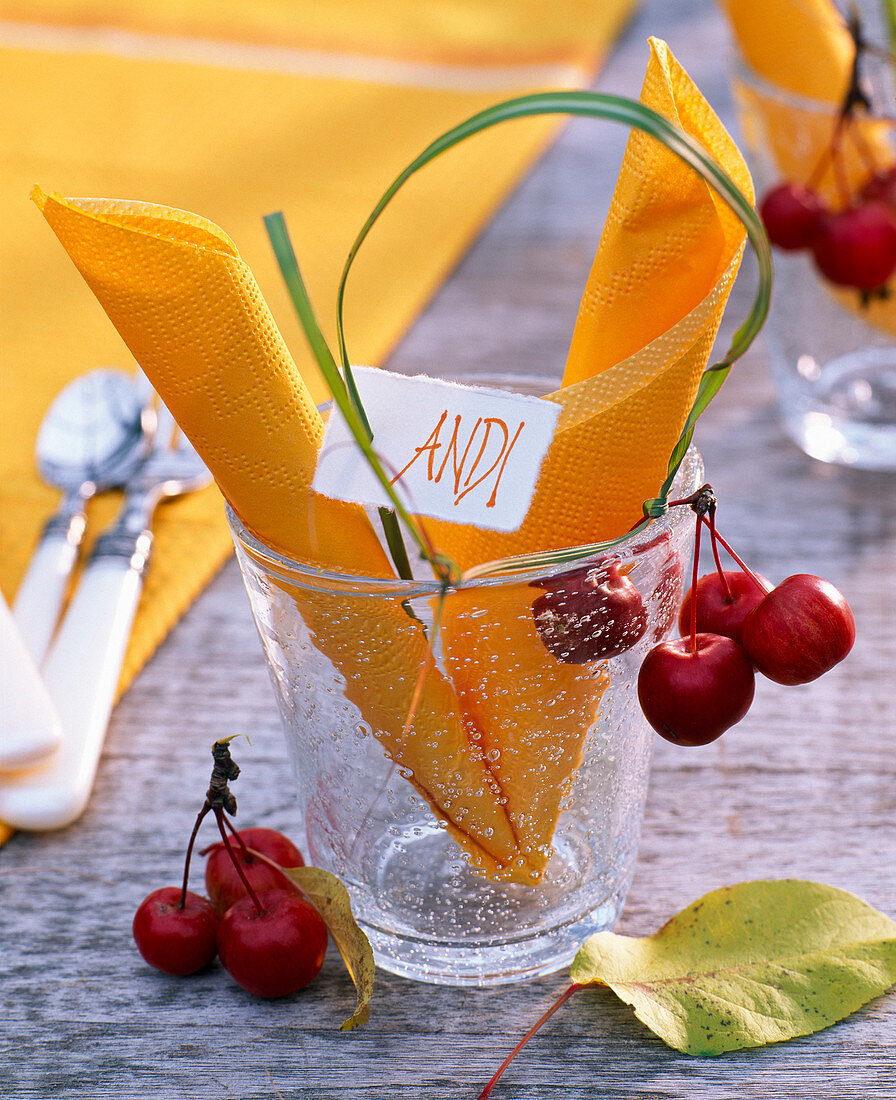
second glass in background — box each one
[734,51,896,472]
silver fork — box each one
[0,396,212,831]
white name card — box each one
[312,368,560,532]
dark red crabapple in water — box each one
[741,574,856,686]
[532,561,648,663]
[204,827,305,914]
[648,554,684,642]
[216,889,328,998]
[678,569,771,647]
[637,634,756,746]
[861,165,896,210]
[760,182,827,250]
[616,528,680,642]
[132,887,219,976]
[811,202,896,289]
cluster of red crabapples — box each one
[531,485,855,747]
[759,9,896,298]
[760,167,896,296]
[132,739,327,999]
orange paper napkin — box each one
[434,37,751,873]
[426,37,750,568]
[33,39,752,879]
[32,188,529,873]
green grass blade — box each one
[264,212,435,577]
[333,91,772,545]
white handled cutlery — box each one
[0,589,63,769]
[12,369,154,666]
[0,402,211,830]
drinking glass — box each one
[734,63,896,471]
[229,448,702,985]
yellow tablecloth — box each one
[0,0,635,701]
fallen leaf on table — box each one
[570,879,896,1055]
[285,865,375,1031]
[478,879,896,1097]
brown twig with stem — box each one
[805,5,887,199]
[176,737,267,915]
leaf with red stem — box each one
[570,881,896,1057]
[476,882,896,1095]
[477,984,582,1099]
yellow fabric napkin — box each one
[720,0,896,334]
[0,0,635,700]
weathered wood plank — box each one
[3,2,895,1097]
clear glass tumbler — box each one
[734,63,896,471]
[228,448,702,985]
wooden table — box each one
[4,2,895,1096]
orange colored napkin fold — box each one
[32,189,534,878]
[431,38,751,874]
[438,583,610,878]
[426,38,750,569]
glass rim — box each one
[734,59,896,121]
[226,448,702,598]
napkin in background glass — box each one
[719,0,893,195]
[718,0,896,335]
[0,0,636,697]
[718,0,855,102]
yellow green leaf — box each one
[284,865,375,1031]
[570,879,896,1056]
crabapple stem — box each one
[699,517,771,595]
[667,484,714,511]
[848,110,878,175]
[214,807,266,916]
[221,813,254,860]
[706,507,732,601]
[689,508,701,653]
[806,12,876,195]
[807,135,836,192]
[477,983,583,1100]
[179,803,212,909]
[227,844,304,902]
